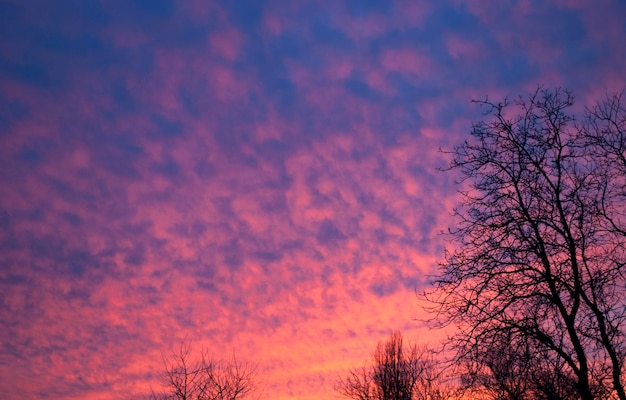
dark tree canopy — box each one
[428,88,626,400]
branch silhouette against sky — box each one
[0,1,625,399]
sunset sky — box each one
[1,1,625,399]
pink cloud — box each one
[2,1,625,399]
[381,48,433,76]
[208,27,245,62]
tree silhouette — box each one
[427,87,626,400]
[336,331,451,400]
[461,328,579,400]
[150,341,259,400]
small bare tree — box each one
[337,366,377,400]
[336,331,452,400]
[151,341,259,400]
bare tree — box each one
[337,366,377,400]
[461,328,579,400]
[584,91,626,237]
[336,331,452,400]
[427,88,626,400]
[151,341,259,400]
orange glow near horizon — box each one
[1,1,625,399]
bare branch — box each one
[427,87,626,400]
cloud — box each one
[0,0,625,399]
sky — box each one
[1,1,625,399]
